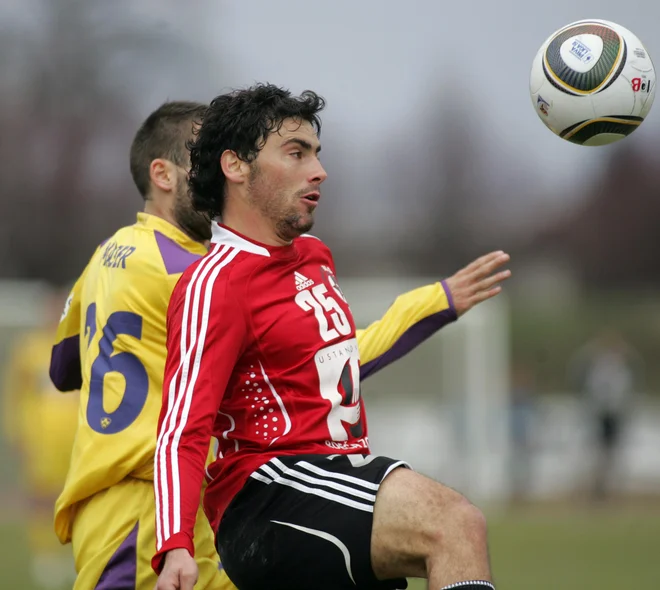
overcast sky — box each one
[3,0,659,234]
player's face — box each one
[173,167,212,242]
[247,118,327,242]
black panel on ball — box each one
[560,116,643,144]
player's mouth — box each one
[301,192,320,207]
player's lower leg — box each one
[424,495,493,589]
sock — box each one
[441,582,495,590]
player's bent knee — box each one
[442,496,487,547]
[417,488,487,552]
[372,469,489,579]
[374,469,487,557]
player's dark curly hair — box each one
[188,83,325,218]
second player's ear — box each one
[221,150,249,185]
[150,158,177,193]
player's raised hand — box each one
[155,548,199,590]
[444,251,511,317]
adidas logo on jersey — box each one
[294,271,314,291]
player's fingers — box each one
[456,257,509,294]
[154,576,177,590]
[460,253,508,284]
[476,269,511,291]
[470,252,510,280]
[470,285,503,304]
[463,250,506,274]
[180,570,198,590]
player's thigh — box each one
[193,502,236,590]
[70,478,157,590]
[371,467,487,580]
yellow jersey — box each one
[50,213,207,543]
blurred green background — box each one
[412,503,660,589]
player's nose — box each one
[308,159,328,185]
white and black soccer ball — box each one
[530,19,655,146]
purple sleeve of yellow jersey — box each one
[358,280,457,380]
[50,335,82,391]
[49,242,102,393]
[50,273,85,391]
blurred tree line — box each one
[3,0,660,295]
[0,0,205,286]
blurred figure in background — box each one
[569,328,644,501]
[2,287,77,589]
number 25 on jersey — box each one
[295,283,351,342]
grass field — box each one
[409,502,660,590]
[2,502,659,589]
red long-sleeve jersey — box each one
[153,224,368,571]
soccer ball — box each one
[530,19,655,146]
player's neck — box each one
[142,200,197,243]
[222,205,292,247]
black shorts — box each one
[216,453,410,590]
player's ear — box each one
[150,158,176,193]
[220,150,249,185]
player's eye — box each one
[290,151,303,159]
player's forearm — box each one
[359,281,456,380]
[154,442,208,569]
[151,531,195,574]
[49,336,82,391]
